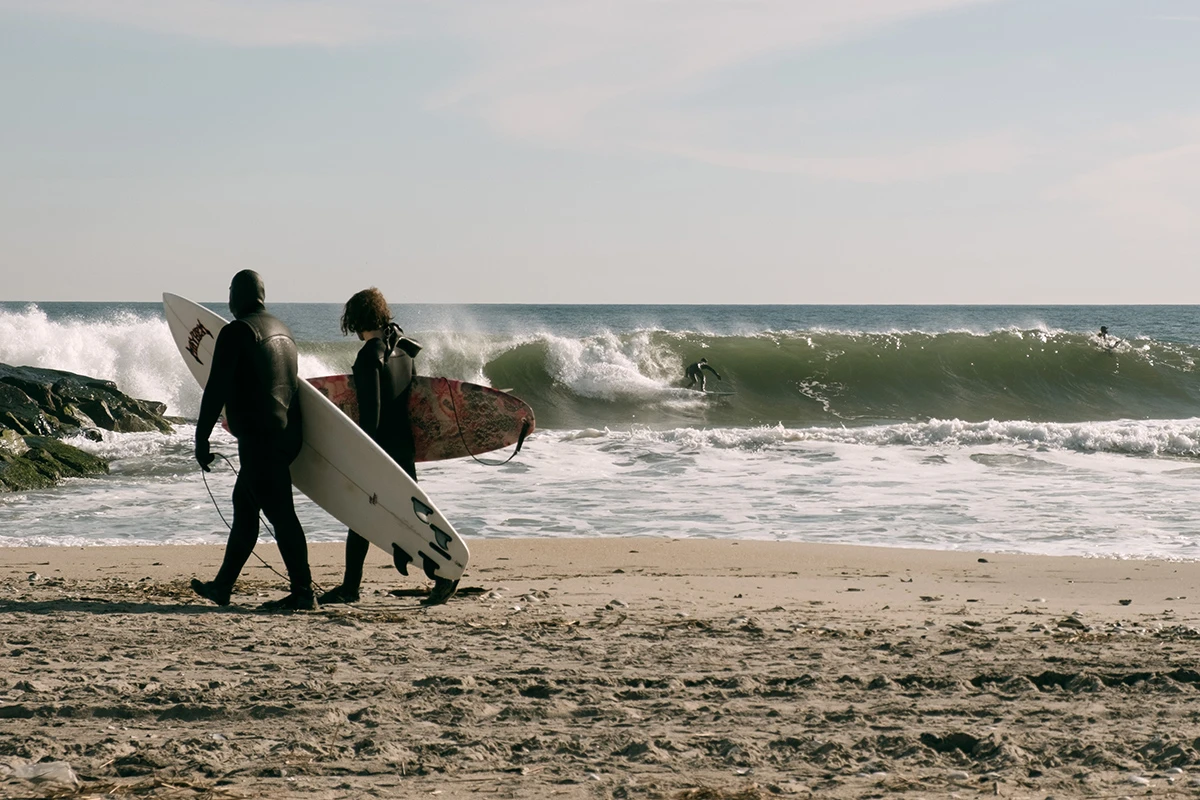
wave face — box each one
[479,329,1200,429]
[3,303,1199,428]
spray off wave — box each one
[0,306,346,417]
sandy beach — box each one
[1,538,1199,799]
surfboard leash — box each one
[200,454,327,595]
[440,377,532,467]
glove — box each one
[195,438,215,472]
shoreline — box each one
[4,538,1196,615]
[2,538,1199,798]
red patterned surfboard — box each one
[309,375,535,463]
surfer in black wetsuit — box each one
[684,358,721,391]
[190,270,316,611]
[318,287,442,604]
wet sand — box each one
[1,538,1199,799]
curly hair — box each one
[340,287,391,336]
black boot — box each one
[421,577,459,606]
[317,584,361,605]
[190,579,232,607]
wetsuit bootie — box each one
[191,578,231,607]
[317,584,361,605]
[258,591,318,612]
[421,577,459,606]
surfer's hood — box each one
[229,270,266,318]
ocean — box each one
[3,301,1200,560]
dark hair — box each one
[340,287,391,336]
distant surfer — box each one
[191,270,316,611]
[684,357,722,391]
[1098,325,1121,350]
[317,288,447,604]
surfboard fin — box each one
[392,543,413,576]
[428,526,452,559]
[421,552,441,581]
[412,497,433,523]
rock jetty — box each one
[0,364,174,491]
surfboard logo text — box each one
[186,320,213,364]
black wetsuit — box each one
[195,271,312,596]
[338,326,417,591]
[684,360,720,389]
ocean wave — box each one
[5,305,1200,428]
[480,329,1200,428]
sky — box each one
[1,0,1199,304]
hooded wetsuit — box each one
[195,270,312,596]
[338,326,417,591]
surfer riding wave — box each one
[684,358,721,392]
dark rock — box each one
[0,429,30,458]
[0,382,54,436]
[0,453,58,491]
[0,437,109,491]
[0,364,172,435]
[0,362,173,492]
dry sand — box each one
[1,538,1199,799]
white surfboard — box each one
[162,293,469,585]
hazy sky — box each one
[2,0,1198,303]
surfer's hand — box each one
[195,440,215,472]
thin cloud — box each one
[431,1,1000,141]
[6,0,1011,181]
[424,0,1014,180]
[1051,119,1200,236]
[0,0,423,46]
[650,132,1033,183]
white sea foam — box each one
[541,330,679,400]
[0,305,347,418]
[415,330,508,386]
[417,328,692,400]
[412,425,1200,560]
[0,305,198,417]
[551,418,1200,458]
